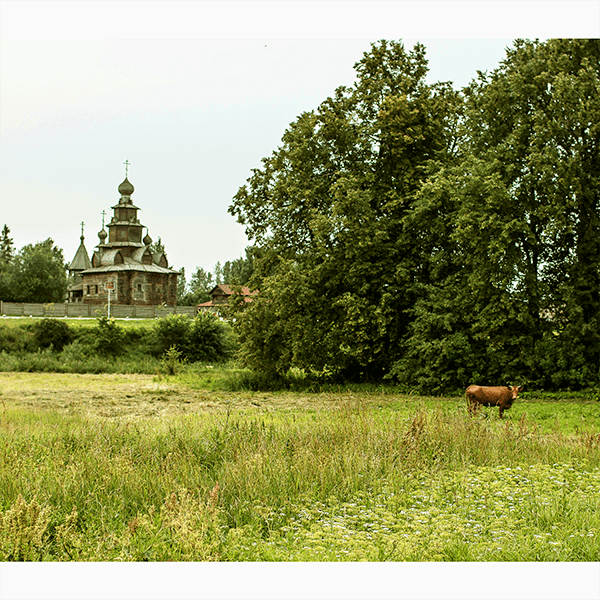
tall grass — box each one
[1,400,599,561]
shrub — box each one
[0,322,33,353]
[161,346,185,376]
[153,313,237,363]
[93,317,125,356]
[187,312,236,363]
[153,314,191,357]
[31,318,73,352]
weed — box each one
[0,495,51,561]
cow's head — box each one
[510,385,523,398]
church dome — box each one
[143,231,152,246]
[118,177,135,196]
[98,228,108,242]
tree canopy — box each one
[2,238,68,304]
[230,38,600,391]
[230,40,461,380]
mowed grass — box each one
[1,371,600,561]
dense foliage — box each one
[0,315,237,372]
[230,39,600,392]
[0,235,68,303]
[153,312,237,363]
[31,317,73,352]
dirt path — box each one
[0,372,349,419]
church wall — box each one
[82,271,178,306]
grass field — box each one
[1,369,599,561]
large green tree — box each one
[2,238,68,303]
[230,40,461,380]
[397,39,600,392]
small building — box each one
[198,284,256,312]
[76,175,179,306]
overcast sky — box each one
[1,1,598,285]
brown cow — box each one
[466,385,523,418]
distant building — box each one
[198,284,256,312]
[69,174,179,306]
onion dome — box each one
[98,228,108,243]
[143,231,152,246]
[118,177,135,197]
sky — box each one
[1,1,598,288]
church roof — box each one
[118,177,134,196]
[82,256,179,275]
[69,237,92,271]
[81,264,179,275]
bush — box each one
[187,312,236,363]
[161,346,185,376]
[153,314,191,357]
[0,322,33,353]
[153,313,237,363]
[31,318,73,352]
[93,317,125,356]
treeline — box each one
[229,39,600,393]
[0,223,254,306]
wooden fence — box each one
[0,302,197,319]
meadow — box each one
[1,367,599,561]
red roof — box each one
[198,285,258,309]
[209,284,256,297]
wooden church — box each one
[67,171,179,306]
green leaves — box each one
[397,39,600,392]
[230,40,454,380]
[231,38,599,392]
[2,238,67,303]
[153,313,236,364]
